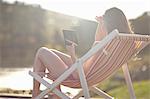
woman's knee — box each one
[37,47,49,56]
[36,47,54,57]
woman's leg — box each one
[32,47,71,98]
[51,49,79,79]
[51,49,73,66]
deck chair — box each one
[29,29,150,99]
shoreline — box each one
[0,93,31,99]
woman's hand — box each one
[66,40,77,63]
[95,16,105,25]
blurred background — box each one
[0,0,149,98]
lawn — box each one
[106,80,150,99]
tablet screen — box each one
[63,30,78,46]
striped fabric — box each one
[59,34,150,88]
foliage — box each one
[0,1,79,68]
[0,1,149,70]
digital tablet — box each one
[63,30,78,46]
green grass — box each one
[107,80,150,99]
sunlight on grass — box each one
[108,80,150,99]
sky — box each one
[4,0,150,20]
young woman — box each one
[32,7,132,99]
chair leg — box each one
[72,90,83,99]
[90,87,114,99]
[29,62,79,98]
[29,71,70,99]
[122,63,136,99]
[77,60,90,99]
[73,87,114,99]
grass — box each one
[107,80,150,99]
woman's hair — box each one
[103,7,132,34]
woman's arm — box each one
[95,16,108,41]
[65,40,77,63]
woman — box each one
[32,7,132,99]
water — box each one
[0,68,80,96]
[0,68,33,90]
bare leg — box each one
[32,47,72,99]
[32,49,45,98]
[51,49,73,66]
[51,49,79,79]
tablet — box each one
[63,30,78,46]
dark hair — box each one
[103,7,132,34]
